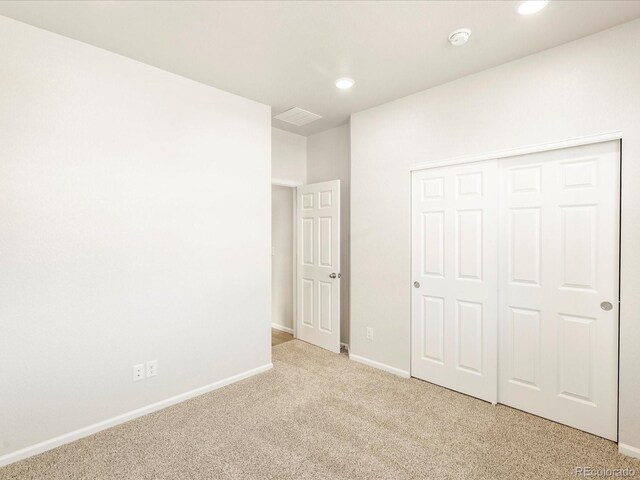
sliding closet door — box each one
[498,141,619,440]
[411,161,498,403]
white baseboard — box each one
[619,443,640,459]
[348,353,410,379]
[0,363,273,468]
[271,323,294,335]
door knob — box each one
[414,281,420,288]
[330,273,341,279]
[600,301,613,311]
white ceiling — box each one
[1,1,639,136]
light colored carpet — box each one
[1,340,638,479]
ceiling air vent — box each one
[273,107,322,126]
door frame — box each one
[408,132,622,437]
[271,178,303,339]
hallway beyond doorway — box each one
[272,328,293,347]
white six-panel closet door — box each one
[498,141,619,440]
[411,141,619,441]
[411,160,498,404]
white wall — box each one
[271,185,294,332]
[0,16,271,463]
[307,124,351,346]
[350,19,640,450]
[272,127,307,184]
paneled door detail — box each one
[498,141,619,440]
[296,180,340,353]
[411,161,498,403]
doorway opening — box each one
[271,182,297,347]
[270,178,342,353]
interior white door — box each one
[411,161,498,403]
[296,180,341,353]
[498,141,619,440]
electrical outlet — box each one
[133,363,145,382]
[146,360,157,378]
[366,327,373,341]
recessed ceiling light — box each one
[335,78,355,90]
[518,0,549,15]
[448,28,472,47]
